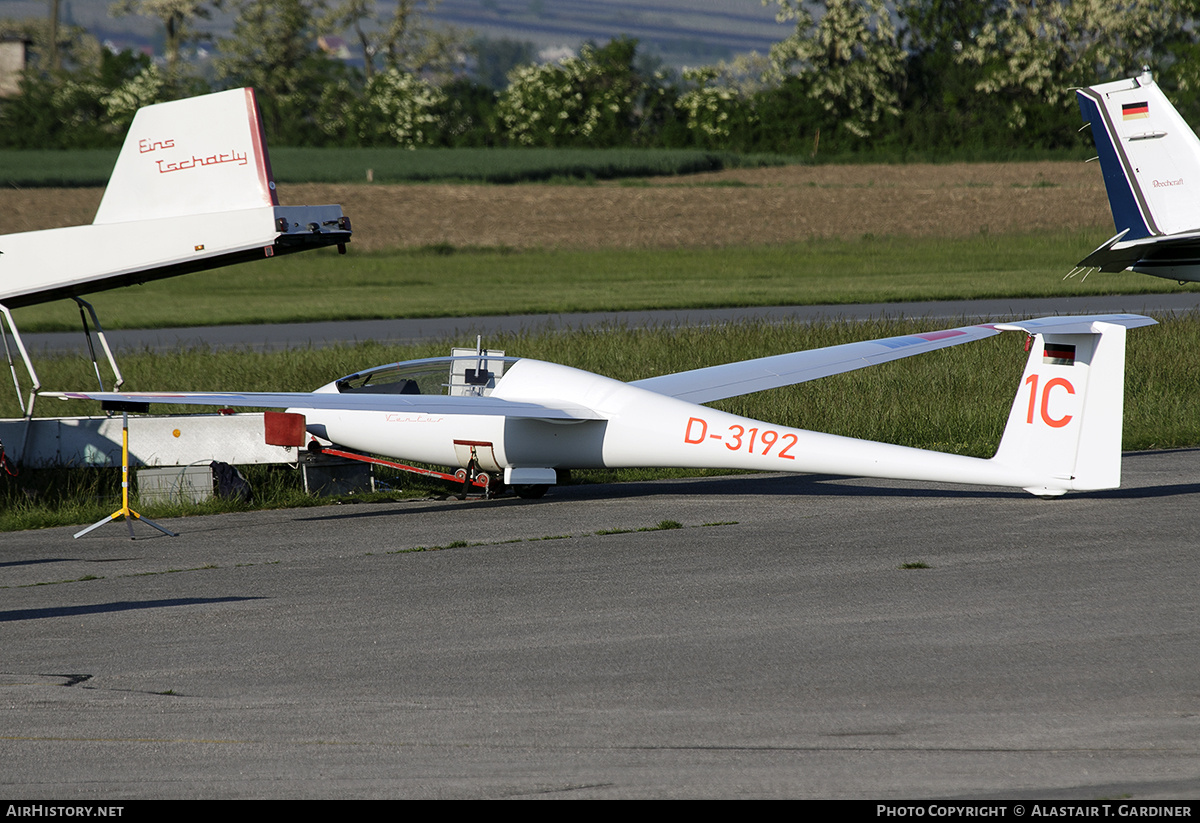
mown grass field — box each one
[11,232,1195,332]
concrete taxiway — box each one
[2,449,1199,798]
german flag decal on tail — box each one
[1122,101,1149,120]
[1044,343,1076,366]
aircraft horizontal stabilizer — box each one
[1077,229,1200,278]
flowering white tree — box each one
[318,68,448,147]
[766,0,904,139]
[677,68,740,141]
[675,56,768,144]
[496,40,638,147]
[958,0,1185,129]
[360,68,447,147]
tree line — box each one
[3,0,1199,157]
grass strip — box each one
[10,232,1195,332]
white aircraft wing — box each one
[630,320,1001,403]
[47,391,603,421]
[631,314,1156,404]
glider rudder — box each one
[1077,80,1152,240]
[94,88,277,226]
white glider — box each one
[51,313,1155,498]
[1075,70,1200,281]
[0,88,350,416]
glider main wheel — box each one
[513,484,549,499]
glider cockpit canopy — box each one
[330,355,521,398]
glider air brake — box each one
[51,314,1155,498]
[1075,70,1200,281]
[0,88,351,417]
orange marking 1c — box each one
[1024,374,1075,428]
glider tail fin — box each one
[991,317,1147,495]
[93,88,278,226]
